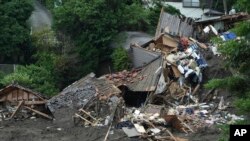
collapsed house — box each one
[1,8,248,141]
[105,46,163,107]
[155,8,194,38]
[47,73,124,126]
[0,84,52,120]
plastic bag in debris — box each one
[203,26,210,33]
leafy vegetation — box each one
[0,0,34,63]
[0,0,187,97]
[205,2,250,140]
[0,28,60,96]
[206,21,250,113]
[52,0,149,76]
[0,65,59,96]
[205,21,250,141]
[111,47,130,71]
[235,0,250,13]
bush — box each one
[0,65,59,97]
[111,47,130,71]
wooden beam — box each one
[166,129,177,141]
[10,100,24,119]
[79,109,97,121]
[103,124,112,141]
[24,101,46,105]
[0,100,46,105]
[75,113,94,125]
[192,84,200,95]
[23,106,53,120]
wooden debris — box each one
[10,100,24,119]
[79,108,97,121]
[103,123,112,141]
[103,101,119,140]
[192,84,200,95]
[201,88,215,102]
[166,129,177,141]
[189,37,208,49]
[75,113,94,125]
[23,106,53,120]
[179,118,194,133]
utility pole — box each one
[223,0,227,15]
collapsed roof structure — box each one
[0,84,52,120]
[155,8,194,38]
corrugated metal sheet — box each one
[155,8,194,38]
[128,57,162,92]
[130,46,161,68]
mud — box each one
[0,118,137,141]
[0,117,221,141]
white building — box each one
[163,0,211,19]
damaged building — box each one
[47,73,124,126]
[0,84,52,120]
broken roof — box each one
[204,9,224,16]
[130,45,161,68]
[196,12,250,23]
[47,73,121,112]
[155,8,194,38]
[0,83,46,100]
[106,56,162,92]
[128,56,162,92]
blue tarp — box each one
[222,32,237,41]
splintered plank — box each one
[24,106,53,120]
[10,100,24,119]
[75,113,94,125]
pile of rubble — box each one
[47,73,125,127]
[1,9,248,141]
[0,84,53,121]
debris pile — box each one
[1,9,249,141]
[47,73,125,126]
[0,84,52,121]
[105,69,142,86]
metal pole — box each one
[223,0,227,15]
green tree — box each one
[1,65,59,97]
[111,47,130,71]
[234,0,250,13]
[53,0,149,76]
[0,0,34,63]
